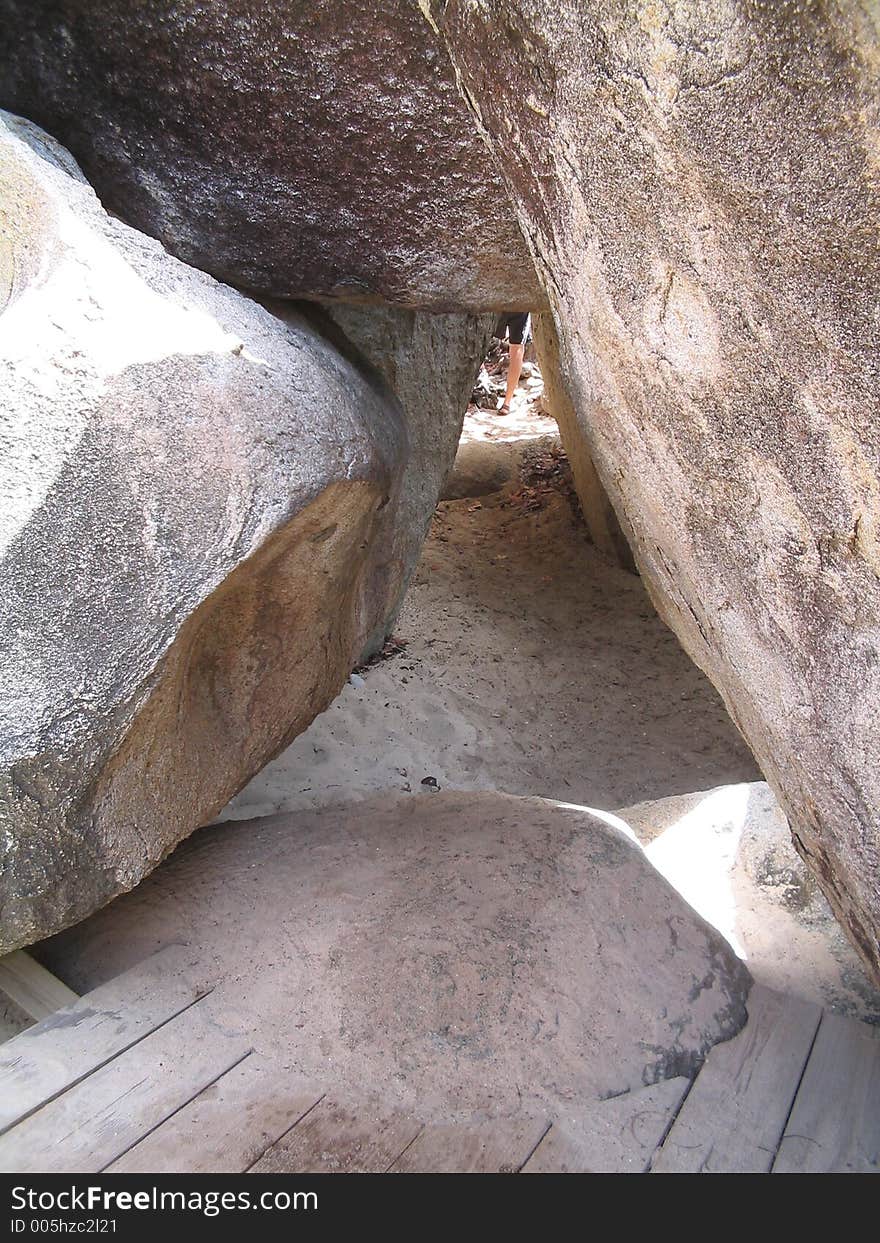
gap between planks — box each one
[0,997,251,1174]
[0,945,213,1137]
[651,986,824,1173]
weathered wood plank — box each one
[390,1117,548,1173]
[0,951,79,1021]
[773,1011,880,1173]
[0,946,212,1135]
[0,1000,251,1173]
[523,1078,689,1173]
[249,1097,422,1173]
[109,1057,324,1174]
[651,986,821,1173]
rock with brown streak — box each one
[0,112,405,951]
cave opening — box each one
[2,0,880,1176]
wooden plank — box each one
[0,945,212,1134]
[651,986,821,1173]
[0,998,31,1044]
[0,951,79,1021]
[523,1078,689,1173]
[249,1097,422,1173]
[0,999,251,1173]
[773,1011,880,1173]
[108,1057,324,1174]
[390,1117,548,1173]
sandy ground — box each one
[214,380,879,1023]
[7,368,767,1047]
[221,401,760,824]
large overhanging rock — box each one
[438,2,880,980]
[0,113,406,953]
[0,0,541,311]
[531,311,634,570]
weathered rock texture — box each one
[531,311,634,570]
[40,792,752,1114]
[313,303,494,655]
[0,112,405,952]
[439,1,880,981]
[0,0,540,311]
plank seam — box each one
[0,987,214,1139]
[0,951,80,1021]
[515,1119,553,1173]
[646,1073,698,1173]
[242,1092,329,1173]
[382,1122,426,1173]
[769,1008,827,1174]
[99,1046,255,1173]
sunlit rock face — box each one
[440,1,880,981]
[0,0,541,311]
[0,113,406,952]
[616,783,880,1024]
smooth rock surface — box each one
[39,792,752,1116]
[0,0,541,310]
[0,113,404,952]
[617,783,880,1025]
[440,1,880,981]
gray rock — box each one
[0,0,541,311]
[441,1,880,982]
[39,792,753,1114]
[0,112,405,952]
[315,302,494,656]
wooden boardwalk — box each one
[1,949,877,1174]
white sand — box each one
[215,437,880,1023]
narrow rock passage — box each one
[221,411,759,824]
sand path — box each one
[221,406,759,825]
